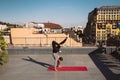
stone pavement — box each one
[89,52,120,80]
[0,53,106,80]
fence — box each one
[11,37,82,47]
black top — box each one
[52,41,60,53]
[52,37,67,53]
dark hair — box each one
[59,56,63,61]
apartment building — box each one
[85,6,120,44]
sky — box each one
[0,0,120,27]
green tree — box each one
[0,30,9,65]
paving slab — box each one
[0,53,106,80]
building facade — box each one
[0,24,7,30]
[26,22,63,33]
[85,6,120,45]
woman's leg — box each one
[53,53,58,71]
[52,53,55,60]
[57,60,60,67]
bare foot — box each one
[54,67,58,71]
[55,69,58,71]
[58,65,62,67]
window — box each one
[96,37,100,40]
[98,15,101,20]
[97,34,100,36]
[112,23,117,29]
[118,10,120,14]
[117,15,119,20]
[113,10,115,14]
[105,10,107,14]
[106,15,109,20]
[112,31,116,35]
[102,24,106,29]
[113,15,116,20]
[101,15,105,20]
[97,31,100,33]
[118,15,120,20]
[102,34,106,36]
[112,25,116,29]
[102,37,106,40]
[102,31,106,33]
[106,28,111,34]
[97,23,102,29]
[109,10,112,14]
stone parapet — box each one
[10,28,82,47]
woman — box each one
[52,37,67,71]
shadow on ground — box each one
[89,47,120,80]
[22,56,53,68]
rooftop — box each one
[30,22,63,29]
[43,22,62,29]
[99,6,120,10]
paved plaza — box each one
[0,47,120,80]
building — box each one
[26,22,63,33]
[85,6,120,45]
[72,26,84,42]
[72,26,84,33]
[0,24,7,30]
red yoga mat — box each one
[48,66,88,71]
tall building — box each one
[85,6,120,45]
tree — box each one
[0,30,9,65]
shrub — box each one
[0,31,9,65]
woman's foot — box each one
[58,65,62,67]
[55,68,58,71]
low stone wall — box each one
[7,47,116,55]
[7,47,97,54]
[10,28,82,47]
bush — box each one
[0,31,9,65]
